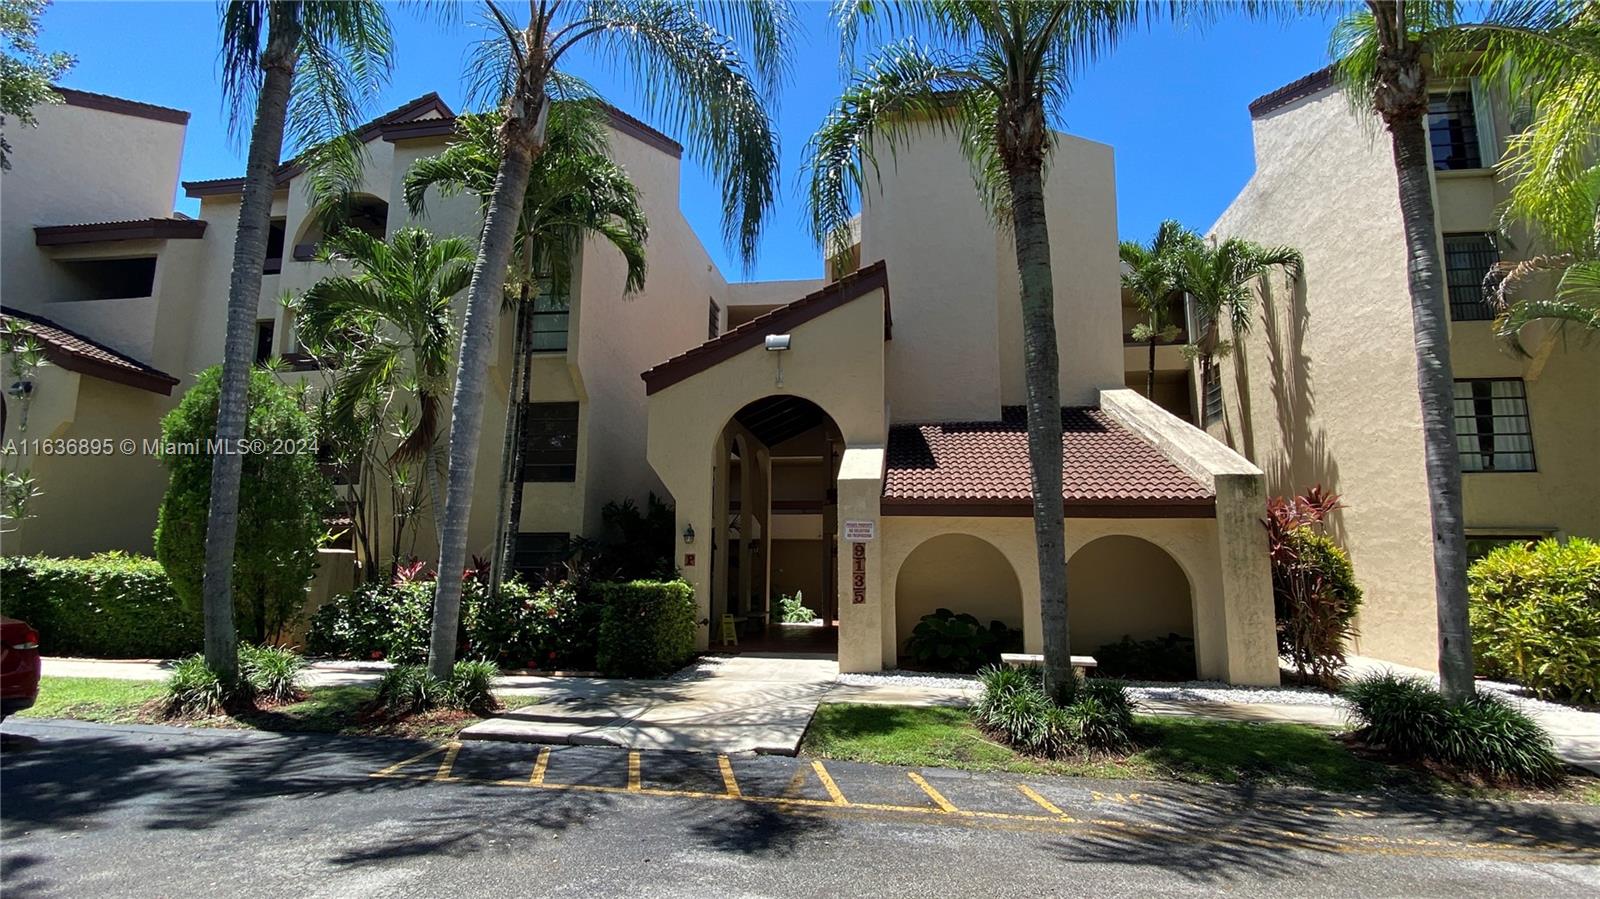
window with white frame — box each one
[1428,91,1483,171]
[1453,379,1535,472]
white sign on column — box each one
[843,519,876,543]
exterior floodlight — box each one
[683,524,695,545]
[764,334,791,351]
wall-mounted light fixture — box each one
[682,523,695,545]
[765,334,791,387]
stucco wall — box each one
[893,532,1024,654]
[1207,87,1441,669]
[1066,534,1194,653]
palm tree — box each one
[204,0,393,679]
[403,103,648,596]
[292,226,476,556]
[1175,237,1303,348]
[1121,221,1202,398]
[805,1,1182,700]
[424,1,791,679]
[1328,0,1597,700]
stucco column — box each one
[836,446,885,673]
[1213,473,1279,685]
[738,443,755,617]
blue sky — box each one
[43,1,1340,282]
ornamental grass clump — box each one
[164,655,253,718]
[1342,673,1563,786]
[974,665,1134,757]
[239,644,307,704]
[374,661,501,717]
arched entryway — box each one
[894,533,1024,660]
[1066,535,1194,656]
[711,395,843,653]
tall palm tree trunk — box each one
[200,18,300,680]
[427,101,545,680]
[1384,87,1475,702]
[1007,160,1073,701]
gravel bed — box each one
[836,670,980,692]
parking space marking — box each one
[781,765,810,799]
[907,773,959,814]
[529,747,551,786]
[1017,783,1072,820]
[811,760,848,806]
[434,742,462,782]
[364,745,1598,864]
[717,755,742,798]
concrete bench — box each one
[1000,653,1098,674]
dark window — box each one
[53,256,157,300]
[530,282,569,352]
[1454,379,1535,472]
[264,218,286,274]
[1466,534,1545,560]
[708,298,721,339]
[1428,92,1482,171]
[254,319,275,364]
[513,532,571,580]
[521,402,578,482]
[1201,359,1223,425]
[1444,233,1499,321]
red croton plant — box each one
[1263,485,1361,688]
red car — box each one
[1,617,41,720]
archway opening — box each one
[293,194,390,260]
[712,394,842,653]
[1066,535,1194,660]
[894,534,1024,663]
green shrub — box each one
[164,654,252,717]
[595,579,697,677]
[973,665,1135,756]
[1093,633,1197,681]
[1272,529,1362,687]
[446,660,500,714]
[154,366,333,644]
[306,580,435,663]
[239,644,307,703]
[903,609,1022,674]
[0,553,200,658]
[776,592,816,624]
[375,664,449,716]
[1469,537,1600,703]
[1342,673,1563,785]
[468,579,601,670]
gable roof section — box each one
[35,216,206,246]
[0,306,179,395]
[182,93,453,198]
[883,407,1215,518]
[640,261,892,396]
[54,87,189,125]
[381,105,684,158]
[1248,66,1336,118]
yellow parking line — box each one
[434,742,462,782]
[907,772,959,814]
[370,744,447,779]
[628,751,642,792]
[530,747,551,785]
[811,760,848,806]
[717,755,742,798]
[1017,784,1074,820]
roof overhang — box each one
[0,306,179,395]
[381,105,684,158]
[35,217,206,246]
[880,499,1216,518]
[641,261,892,396]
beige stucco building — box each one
[1206,67,1600,670]
[3,86,1285,682]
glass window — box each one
[1453,379,1535,472]
[521,402,578,482]
[513,532,571,581]
[264,218,286,274]
[529,282,569,353]
[1466,534,1545,561]
[1444,233,1499,322]
[1429,92,1483,170]
[1202,359,1223,425]
[254,319,275,364]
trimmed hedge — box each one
[0,553,201,658]
[595,579,696,677]
[1469,537,1600,703]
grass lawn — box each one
[803,703,1600,803]
[15,676,529,741]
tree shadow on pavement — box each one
[688,800,835,856]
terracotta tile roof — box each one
[34,216,206,246]
[641,261,892,395]
[0,306,179,395]
[883,407,1214,517]
[380,104,684,158]
[1248,66,1336,118]
[183,93,453,197]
